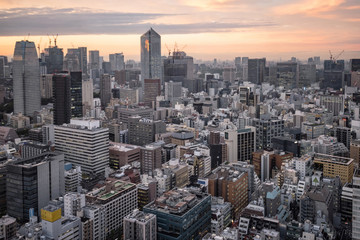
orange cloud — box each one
[273,0,345,16]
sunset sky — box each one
[0,0,359,61]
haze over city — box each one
[0,0,359,60]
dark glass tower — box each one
[53,73,71,125]
[45,46,64,74]
[70,72,83,118]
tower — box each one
[140,28,161,86]
[53,73,71,125]
[13,41,41,116]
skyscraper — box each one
[323,60,344,90]
[6,152,65,222]
[143,78,160,108]
[13,41,41,116]
[248,58,266,85]
[100,74,111,107]
[70,72,83,118]
[140,28,161,84]
[109,53,125,72]
[276,62,299,89]
[89,50,100,79]
[54,119,109,175]
[78,47,88,76]
[45,46,64,74]
[53,73,71,125]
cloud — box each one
[273,0,345,16]
[0,7,277,36]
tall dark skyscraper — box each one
[323,60,344,90]
[100,74,111,107]
[163,51,194,84]
[6,152,65,222]
[13,40,41,116]
[53,73,71,125]
[248,58,266,85]
[70,72,83,118]
[140,28,161,85]
[45,46,64,74]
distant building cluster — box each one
[0,28,359,240]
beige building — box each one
[313,153,354,184]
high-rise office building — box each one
[323,60,344,90]
[64,48,81,72]
[298,63,316,88]
[353,169,360,240]
[143,188,211,240]
[86,180,138,239]
[252,118,284,150]
[100,74,111,107]
[128,116,166,146]
[123,209,157,240]
[40,74,53,99]
[140,144,162,175]
[276,62,298,89]
[208,165,249,219]
[164,81,182,102]
[109,53,125,72]
[350,139,360,166]
[54,119,109,174]
[6,152,65,222]
[78,47,87,76]
[163,51,194,84]
[13,40,41,116]
[45,46,64,74]
[335,127,351,150]
[53,73,71,125]
[82,78,94,116]
[89,50,100,79]
[141,28,161,84]
[70,72,83,118]
[143,78,160,108]
[0,56,7,78]
[248,58,266,85]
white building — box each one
[64,193,85,217]
[54,119,109,174]
[295,155,312,180]
[123,209,157,240]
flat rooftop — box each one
[86,180,136,202]
[314,153,353,165]
[144,188,209,216]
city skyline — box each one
[0,0,359,61]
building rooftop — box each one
[314,153,353,165]
[109,142,140,152]
[86,180,136,203]
[144,188,210,216]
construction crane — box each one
[37,37,42,56]
[333,50,344,62]
[165,43,171,56]
[53,34,58,47]
[47,34,52,47]
[329,50,344,63]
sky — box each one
[0,0,359,61]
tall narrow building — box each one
[45,46,64,74]
[140,28,161,85]
[143,78,160,108]
[53,73,71,125]
[100,74,111,107]
[13,40,41,116]
[109,53,125,72]
[70,72,83,118]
